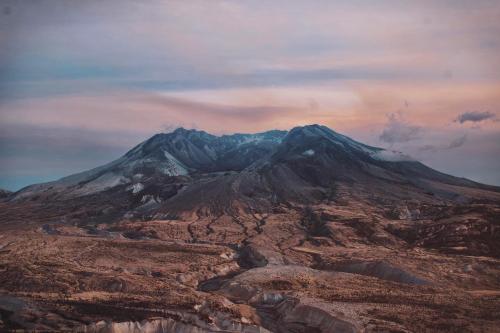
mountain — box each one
[2,125,500,332]
[9,124,500,220]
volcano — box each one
[1,125,499,332]
[8,124,499,219]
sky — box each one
[1,0,499,191]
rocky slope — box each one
[1,125,500,332]
[0,188,11,199]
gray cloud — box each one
[414,132,500,187]
[379,113,421,145]
[417,134,467,153]
[1,0,500,101]
[446,134,467,149]
[455,111,496,124]
[418,144,437,152]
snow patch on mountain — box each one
[238,135,265,145]
[72,172,130,196]
[162,150,189,176]
[133,174,144,180]
[127,183,144,194]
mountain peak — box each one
[285,124,373,150]
[289,123,325,132]
[172,126,189,133]
[287,124,342,139]
[171,127,196,134]
[171,127,209,136]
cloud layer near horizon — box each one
[1,0,500,190]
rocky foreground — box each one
[1,200,499,332]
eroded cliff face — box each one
[80,318,212,333]
[80,317,272,333]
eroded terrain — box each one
[1,200,499,332]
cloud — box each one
[455,111,496,124]
[420,134,468,152]
[379,113,421,145]
[414,131,500,187]
[0,90,314,137]
[2,0,500,101]
[418,144,437,152]
[446,134,467,149]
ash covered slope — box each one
[8,125,500,221]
